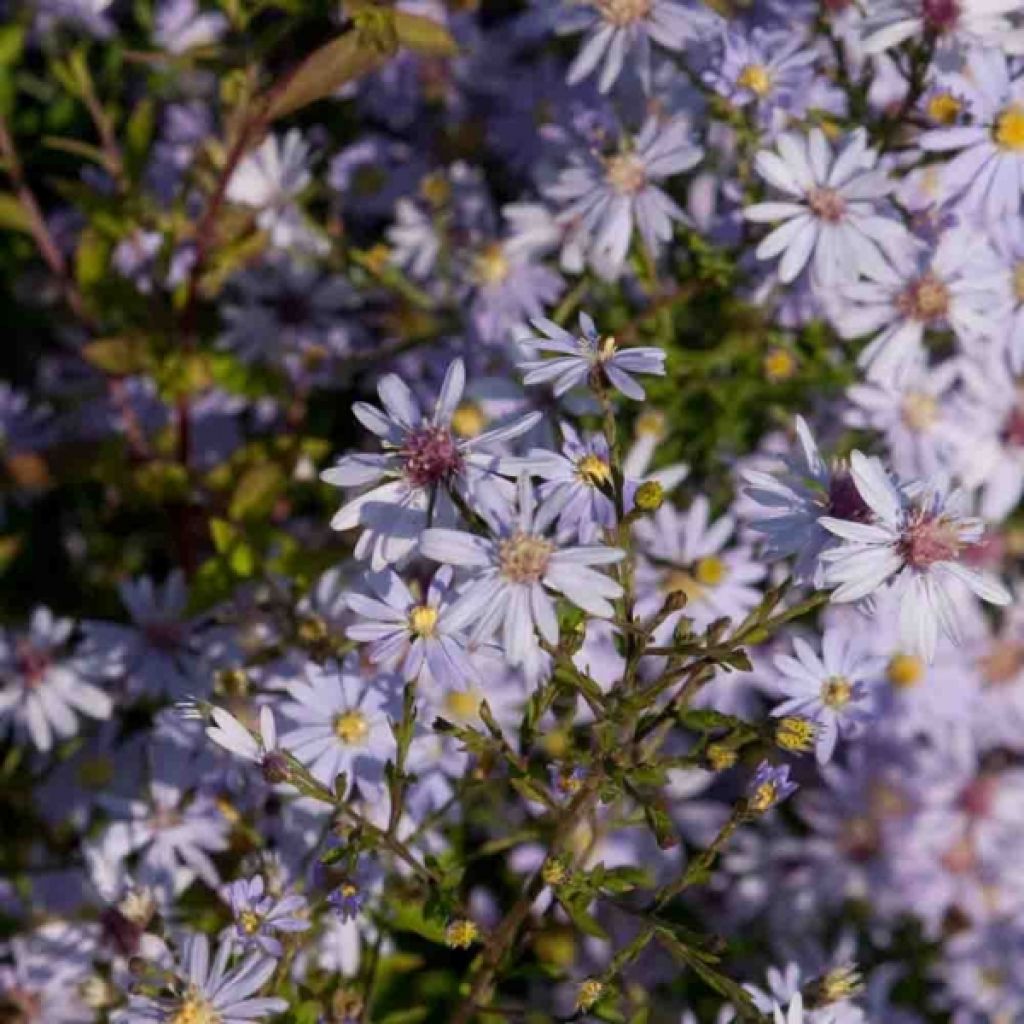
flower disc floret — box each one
[499,533,555,584]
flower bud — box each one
[775,716,816,753]
[634,480,664,512]
[445,918,479,949]
[575,979,604,1012]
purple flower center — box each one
[143,619,186,652]
[921,0,960,32]
[101,907,144,957]
[896,272,950,323]
[807,187,846,223]
[899,514,961,568]
[999,403,1024,448]
[827,470,872,522]
[14,641,50,688]
[401,425,463,486]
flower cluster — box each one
[5,0,1024,1022]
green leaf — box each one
[679,709,736,732]
[642,801,678,851]
[393,10,458,56]
[228,463,285,522]
[0,24,25,67]
[0,193,31,234]
[292,1002,321,1024]
[389,901,448,944]
[75,228,108,289]
[561,899,608,940]
[378,1010,429,1024]
[81,337,149,375]
[266,30,392,123]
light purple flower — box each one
[858,0,1024,58]
[748,761,799,812]
[820,452,1011,661]
[920,49,1024,222]
[0,607,111,753]
[223,875,309,957]
[771,628,883,764]
[544,116,702,277]
[114,931,287,1023]
[279,658,397,794]
[745,128,905,286]
[518,312,666,400]
[321,358,539,570]
[559,0,714,93]
[420,476,625,668]
[345,566,476,688]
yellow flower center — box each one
[750,781,778,813]
[635,410,666,438]
[77,755,115,789]
[576,453,612,487]
[738,63,772,97]
[498,532,554,584]
[1013,263,1024,304]
[239,910,262,934]
[663,569,704,602]
[595,0,652,26]
[694,556,727,587]
[451,402,486,438]
[995,105,1024,151]
[897,272,949,323]
[605,153,647,195]
[333,710,370,746]
[472,243,510,286]
[887,653,925,689]
[901,392,938,432]
[444,688,481,722]
[575,979,605,1012]
[408,604,439,638]
[821,675,853,709]
[172,995,221,1024]
[764,347,797,381]
[927,92,962,125]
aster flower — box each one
[0,607,112,753]
[772,993,805,1024]
[223,875,309,957]
[0,924,94,1024]
[919,49,1024,222]
[80,571,231,700]
[819,452,1011,661]
[830,224,1004,384]
[858,0,1024,58]
[706,26,817,121]
[518,312,666,400]
[225,129,318,250]
[154,0,227,54]
[989,219,1024,371]
[745,128,905,286]
[843,360,960,480]
[771,629,883,764]
[950,353,1024,522]
[114,931,286,1023]
[465,240,565,344]
[279,658,396,794]
[419,476,625,669]
[544,116,702,277]
[634,496,766,632]
[558,0,714,93]
[101,777,231,894]
[321,358,540,570]
[519,422,617,542]
[345,566,476,688]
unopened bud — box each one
[541,857,569,888]
[775,716,816,753]
[707,743,737,771]
[807,964,863,1006]
[261,751,292,784]
[216,667,249,695]
[575,978,604,1012]
[634,480,664,512]
[297,615,329,646]
[445,918,479,949]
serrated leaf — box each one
[228,463,285,521]
[393,10,458,56]
[0,193,31,234]
[266,31,391,123]
[81,337,149,375]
